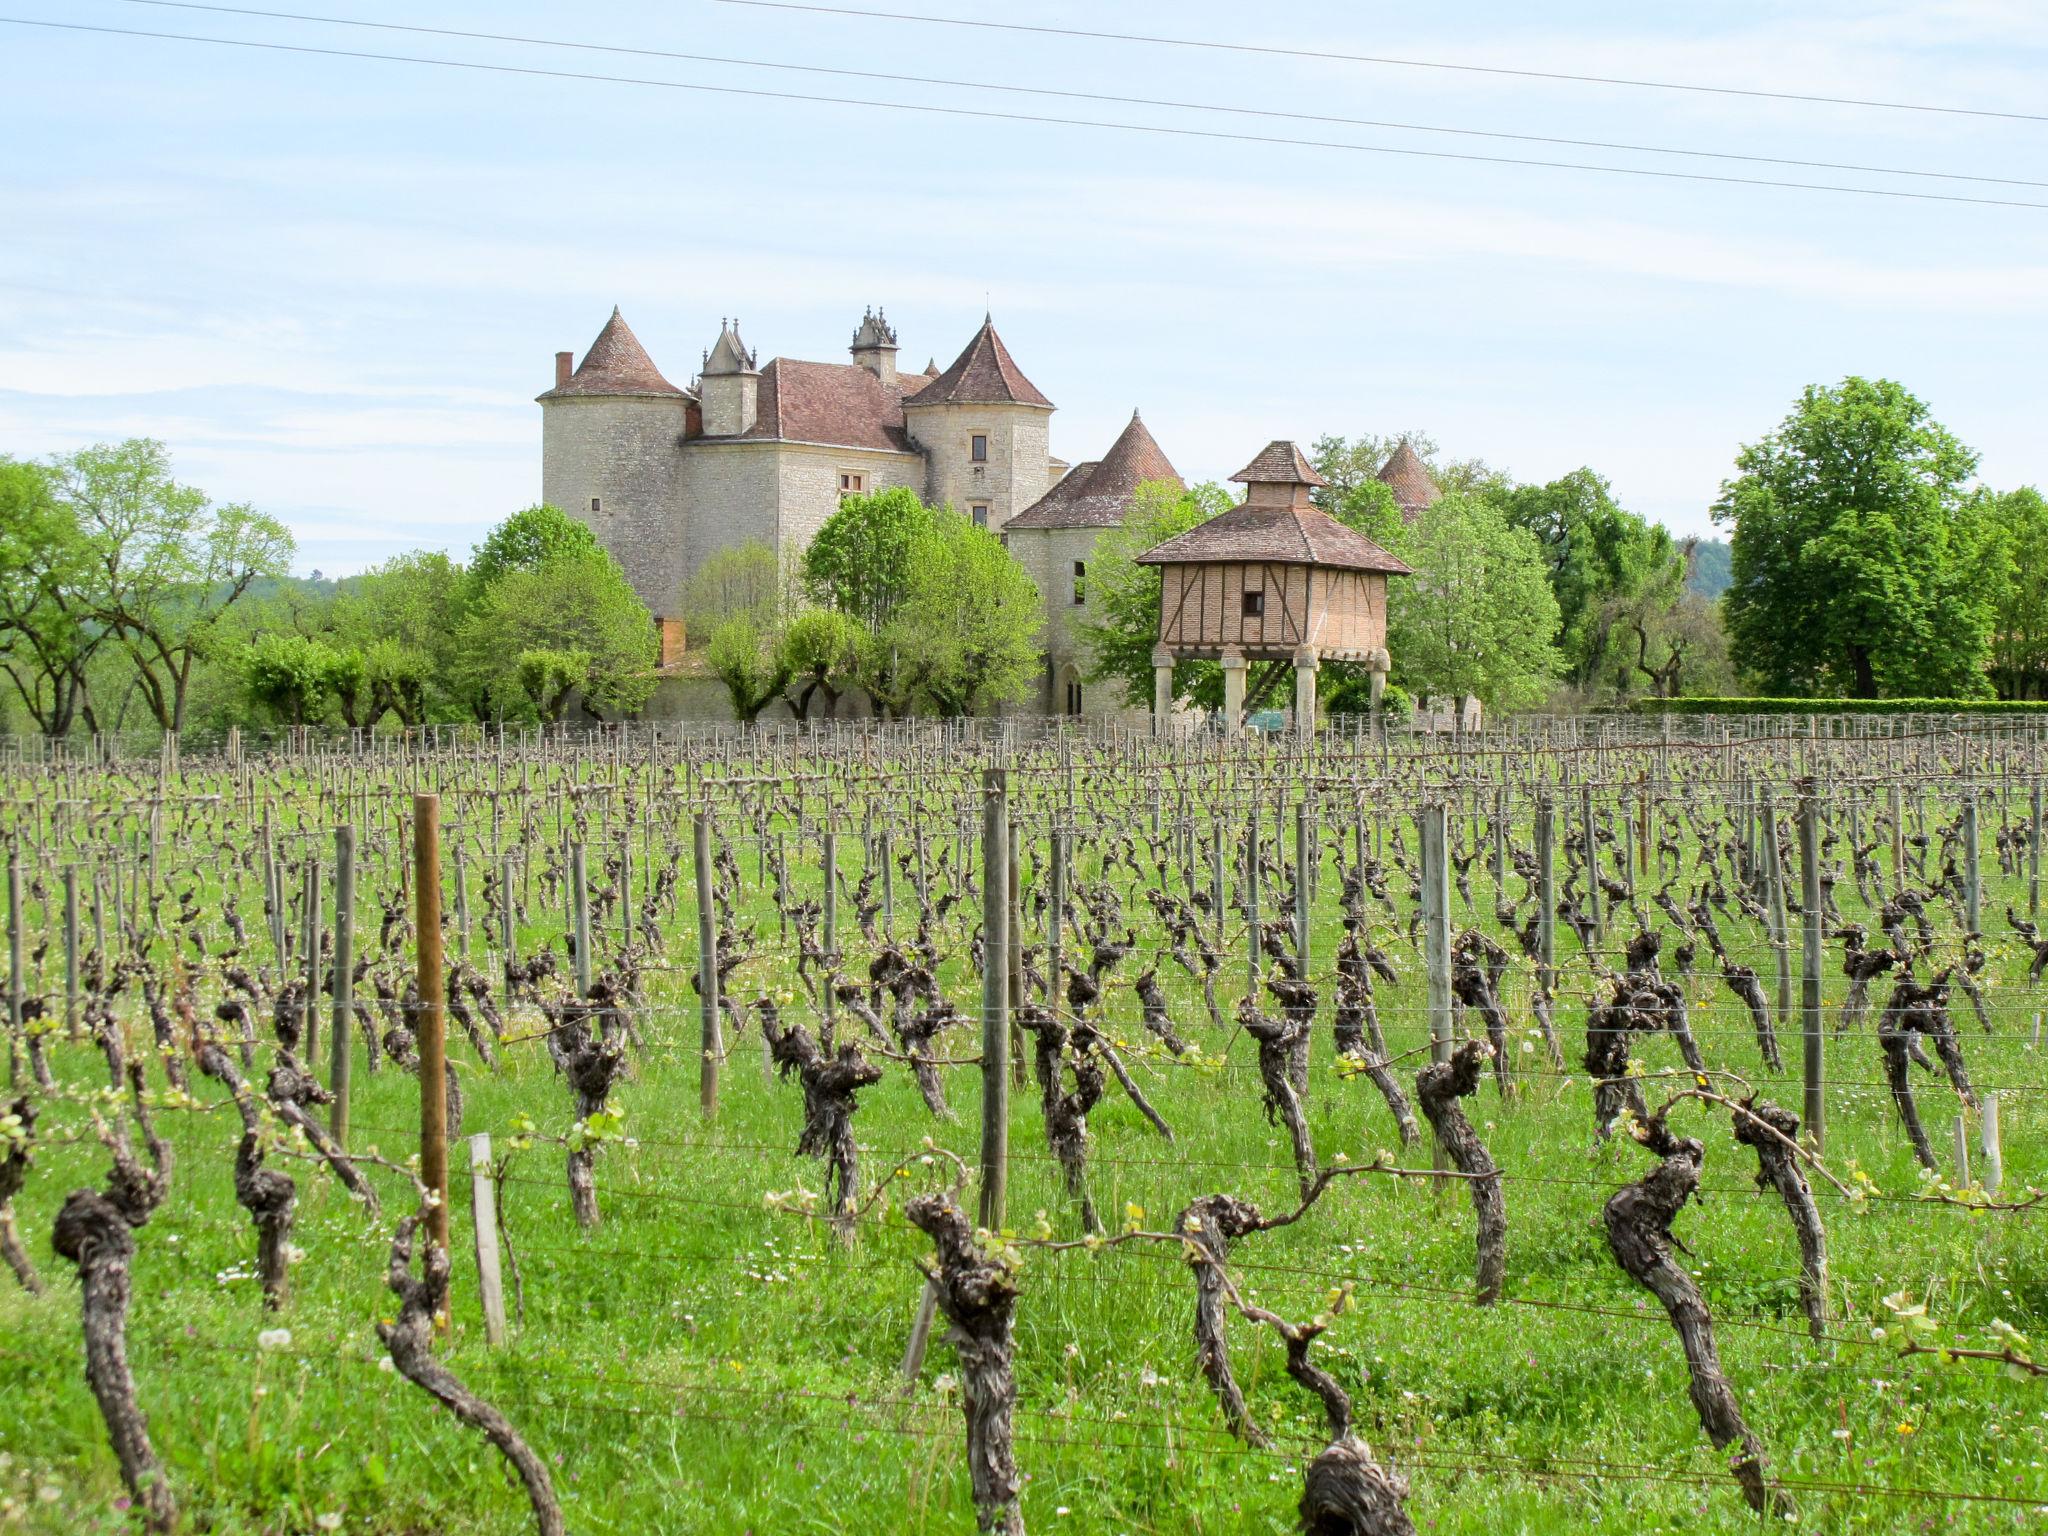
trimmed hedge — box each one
[1628,696,2048,716]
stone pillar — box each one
[1366,646,1389,716]
[1292,645,1319,741]
[1151,643,1175,739]
[1220,645,1247,733]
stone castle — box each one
[539,306,1437,718]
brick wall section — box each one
[541,394,691,618]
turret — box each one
[900,314,1055,534]
[849,306,898,386]
[698,318,760,436]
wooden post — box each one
[1762,786,1791,1054]
[2031,785,2042,921]
[1294,799,1312,977]
[694,812,721,1120]
[331,825,354,1144]
[1580,782,1600,938]
[1244,816,1261,998]
[1535,796,1556,999]
[62,865,79,1042]
[570,842,591,997]
[499,853,518,975]
[1962,793,1981,936]
[469,1132,508,1347]
[1419,803,1452,1066]
[1007,819,1025,1089]
[822,823,838,1034]
[1047,827,1066,1008]
[414,794,450,1257]
[1798,789,1825,1152]
[5,857,20,1089]
[978,768,1010,1231]
[301,852,322,1065]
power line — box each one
[105,0,2048,192]
[712,0,2048,127]
[5,16,2045,212]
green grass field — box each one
[4,747,2048,1534]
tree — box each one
[1983,488,2048,699]
[1499,469,1684,694]
[1075,480,1234,709]
[801,487,939,634]
[885,511,1044,716]
[55,440,294,732]
[461,545,657,721]
[333,551,464,725]
[1715,379,1989,699]
[1390,492,1560,710]
[705,618,792,724]
[1311,432,1513,512]
[682,541,785,642]
[239,633,342,726]
[0,458,103,738]
[466,504,601,596]
[778,608,863,724]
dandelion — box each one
[316,1514,344,1531]
[257,1328,292,1352]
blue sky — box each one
[3,0,2045,574]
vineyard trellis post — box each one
[694,811,720,1120]
[1961,793,1981,938]
[2031,784,2041,920]
[469,1130,508,1347]
[415,792,451,1261]
[62,864,78,1042]
[1294,798,1312,974]
[570,842,591,998]
[1762,785,1791,1048]
[300,852,321,1064]
[979,767,1010,1231]
[5,856,19,1088]
[1008,818,1025,1091]
[1536,795,1556,999]
[1798,789,1825,1152]
[331,823,355,1144]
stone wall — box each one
[541,393,692,618]
[905,402,1054,532]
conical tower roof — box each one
[903,316,1051,408]
[1377,439,1442,518]
[1230,439,1327,488]
[539,307,682,399]
[1009,410,1182,530]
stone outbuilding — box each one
[1003,410,1182,718]
[1136,440,1410,736]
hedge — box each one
[1627,697,2048,716]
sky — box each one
[3,0,2045,575]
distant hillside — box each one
[1688,538,1731,599]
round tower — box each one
[900,314,1055,533]
[537,307,691,626]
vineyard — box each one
[3,716,2048,1534]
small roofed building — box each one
[1137,439,1410,736]
[1005,409,1182,718]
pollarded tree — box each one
[55,439,294,733]
[1075,479,1234,709]
[1392,492,1561,710]
[886,510,1044,717]
[778,607,863,724]
[333,551,465,724]
[1715,378,1990,699]
[0,458,104,739]
[239,633,342,727]
[705,618,791,724]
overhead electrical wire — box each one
[8,16,2047,211]
[712,0,2048,126]
[104,0,2048,192]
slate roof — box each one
[1136,502,1411,574]
[1007,411,1182,530]
[1377,440,1442,516]
[903,317,1052,409]
[537,308,684,400]
[1230,439,1327,487]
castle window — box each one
[971,434,988,463]
[838,471,865,496]
[1072,560,1086,606]
[589,496,601,513]
[1242,588,1265,618]
[971,504,989,529]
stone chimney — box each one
[554,350,574,389]
[849,306,898,386]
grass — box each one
[3,762,2048,1534]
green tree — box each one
[801,487,939,634]
[885,511,1044,716]
[778,608,864,724]
[1075,480,1235,709]
[1715,378,1989,698]
[705,618,791,723]
[1499,468,1683,694]
[1391,492,1560,710]
[466,503,601,596]
[239,632,342,726]
[334,550,465,725]
[682,541,785,642]
[0,458,104,738]
[55,439,294,732]
[1982,487,2048,699]
[461,545,657,721]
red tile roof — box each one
[1230,439,1327,487]
[722,358,918,453]
[1136,502,1411,574]
[538,308,684,400]
[1377,440,1443,517]
[1007,411,1182,530]
[903,317,1052,409]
